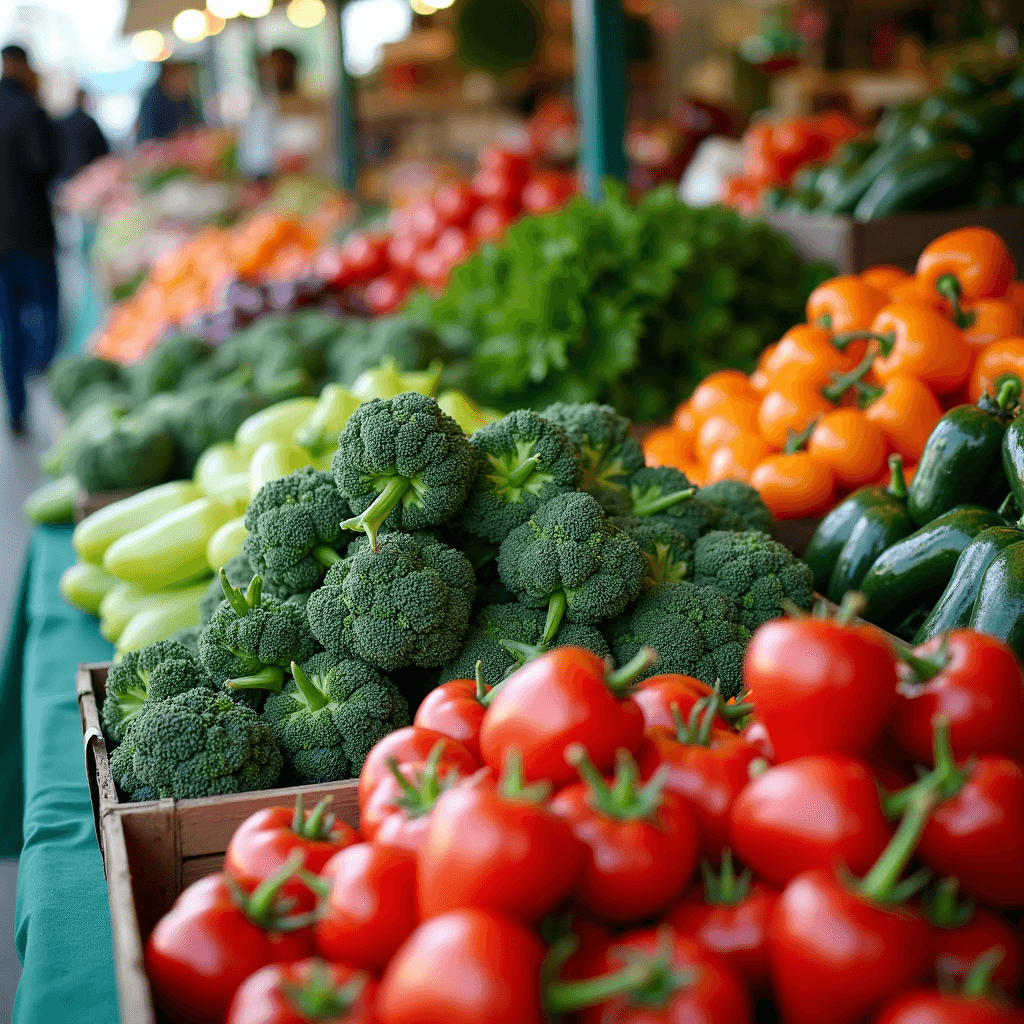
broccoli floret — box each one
[460,410,582,543]
[611,516,691,588]
[496,491,646,642]
[102,640,212,743]
[332,392,475,550]
[697,480,775,535]
[200,555,254,625]
[117,687,283,799]
[48,354,123,413]
[628,467,745,544]
[69,415,177,494]
[260,653,410,784]
[438,602,610,685]
[306,532,475,671]
[605,582,752,699]
[131,334,214,399]
[540,402,646,515]
[168,625,203,657]
[108,738,142,795]
[243,468,352,597]
[692,530,814,632]
[198,572,321,696]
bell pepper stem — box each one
[935,274,971,329]
[822,348,878,401]
[290,660,330,712]
[506,454,542,489]
[632,487,697,517]
[831,330,885,353]
[858,789,936,903]
[542,590,568,646]
[340,474,411,551]
[312,545,343,569]
[605,647,658,696]
[782,418,819,455]
[226,665,285,692]
[995,376,1022,412]
[886,454,908,501]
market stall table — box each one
[10,526,118,1024]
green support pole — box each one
[571,0,628,200]
[333,0,359,192]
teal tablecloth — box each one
[13,526,118,1024]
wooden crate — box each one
[78,663,361,1024]
[762,205,1024,275]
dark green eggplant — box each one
[970,537,1024,660]
[914,521,1024,643]
[858,505,1007,628]
[827,456,913,602]
[1001,409,1024,513]
[907,378,1020,526]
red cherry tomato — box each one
[891,631,1024,764]
[433,182,480,227]
[744,615,899,761]
[376,909,547,1024]
[477,145,531,182]
[407,198,443,244]
[414,675,488,759]
[365,274,411,316]
[145,872,315,1024]
[224,959,377,1024]
[341,231,389,280]
[386,234,420,274]
[632,674,742,733]
[729,755,893,888]
[478,647,647,787]
[314,842,419,973]
[469,202,515,244]
[929,904,1023,991]
[872,987,1024,1024]
[471,167,524,207]
[417,765,582,924]
[549,747,699,923]
[768,868,931,1024]
[433,226,475,270]
[520,171,574,214]
[413,248,450,293]
[224,798,359,911]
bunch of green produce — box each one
[765,65,1024,219]
[409,184,831,421]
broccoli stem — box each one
[225,665,286,692]
[340,474,411,551]
[311,545,344,569]
[290,660,329,712]
[632,487,696,517]
[220,568,252,617]
[506,454,542,489]
[542,590,567,645]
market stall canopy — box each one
[122,0,288,34]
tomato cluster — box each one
[313,145,577,316]
[144,622,1024,1024]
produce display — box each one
[646,226,1024,519]
[138,603,1024,1024]
[761,65,1024,218]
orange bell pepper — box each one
[807,408,888,490]
[688,370,758,424]
[750,343,778,393]
[751,452,835,519]
[887,277,954,318]
[757,384,834,451]
[916,227,1015,326]
[969,337,1024,402]
[860,375,943,464]
[642,426,692,469]
[705,434,773,484]
[761,324,858,393]
[672,403,696,437]
[860,265,910,297]
[1006,281,1024,323]
[806,276,889,333]
[963,298,1021,351]
[694,400,760,464]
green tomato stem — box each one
[567,744,667,821]
[506,454,542,489]
[499,748,551,803]
[301,796,335,841]
[234,849,318,932]
[962,948,1004,998]
[312,545,343,569]
[898,637,950,684]
[632,487,697,518]
[226,665,285,692]
[858,789,936,904]
[340,474,411,551]
[291,793,306,836]
[282,964,366,1020]
[542,590,568,646]
[884,716,968,818]
[702,849,752,907]
[605,647,658,697]
[291,660,329,712]
[922,877,974,929]
[474,660,488,703]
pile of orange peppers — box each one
[645,227,1024,520]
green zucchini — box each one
[969,539,1024,660]
[817,135,918,215]
[853,144,974,221]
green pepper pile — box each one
[765,65,1024,220]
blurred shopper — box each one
[268,48,331,177]
[0,43,59,436]
[137,60,201,144]
[55,89,109,184]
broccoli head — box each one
[131,334,214,399]
[69,415,177,494]
[116,687,282,799]
[438,602,610,685]
[540,402,646,515]
[605,581,752,699]
[692,530,814,632]
[332,392,475,550]
[198,572,321,693]
[243,468,352,596]
[496,491,646,642]
[305,532,475,671]
[697,480,775,535]
[628,467,745,544]
[611,515,691,588]
[168,625,202,657]
[48,354,123,413]
[460,410,582,543]
[101,640,212,743]
[261,653,410,784]
[200,554,254,625]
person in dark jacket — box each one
[0,43,59,436]
[136,60,201,144]
[55,89,109,183]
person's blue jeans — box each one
[0,251,59,424]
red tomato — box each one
[386,234,420,275]
[729,755,893,888]
[549,746,699,923]
[433,226,475,269]
[414,675,488,759]
[314,842,418,973]
[872,987,1024,1024]
[744,615,898,761]
[224,959,377,1024]
[341,231,389,280]
[359,727,479,812]
[929,903,1023,991]
[469,202,515,243]
[632,674,744,732]
[407,198,443,244]
[433,182,480,227]
[477,145,531,182]
[224,797,359,911]
[890,631,1024,764]
[577,929,752,1024]
[520,171,574,214]
[413,249,450,292]
[471,167,524,207]
[478,647,648,787]
[417,764,582,923]
[740,718,775,761]
[664,863,780,993]
[376,909,547,1024]
[145,871,315,1024]
[768,868,931,1024]
[365,274,411,316]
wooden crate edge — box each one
[77,663,119,855]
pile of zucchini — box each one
[764,65,1024,220]
[806,378,1024,655]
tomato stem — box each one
[835,591,867,626]
[301,796,335,841]
[473,660,488,703]
[886,454,908,501]
[281,962,367,1019]
[498,748,551,803]
[671,694,719,747]
[898,637,950,684]
[922,877,974,929]
[857,789,936,904]
[605,647,658,697]
[386,740,452,818]
[565,744,667,821]
[702,849,752,906]
[962,948,1005,998]
[884,715,970,818]
[229,849,321,932]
